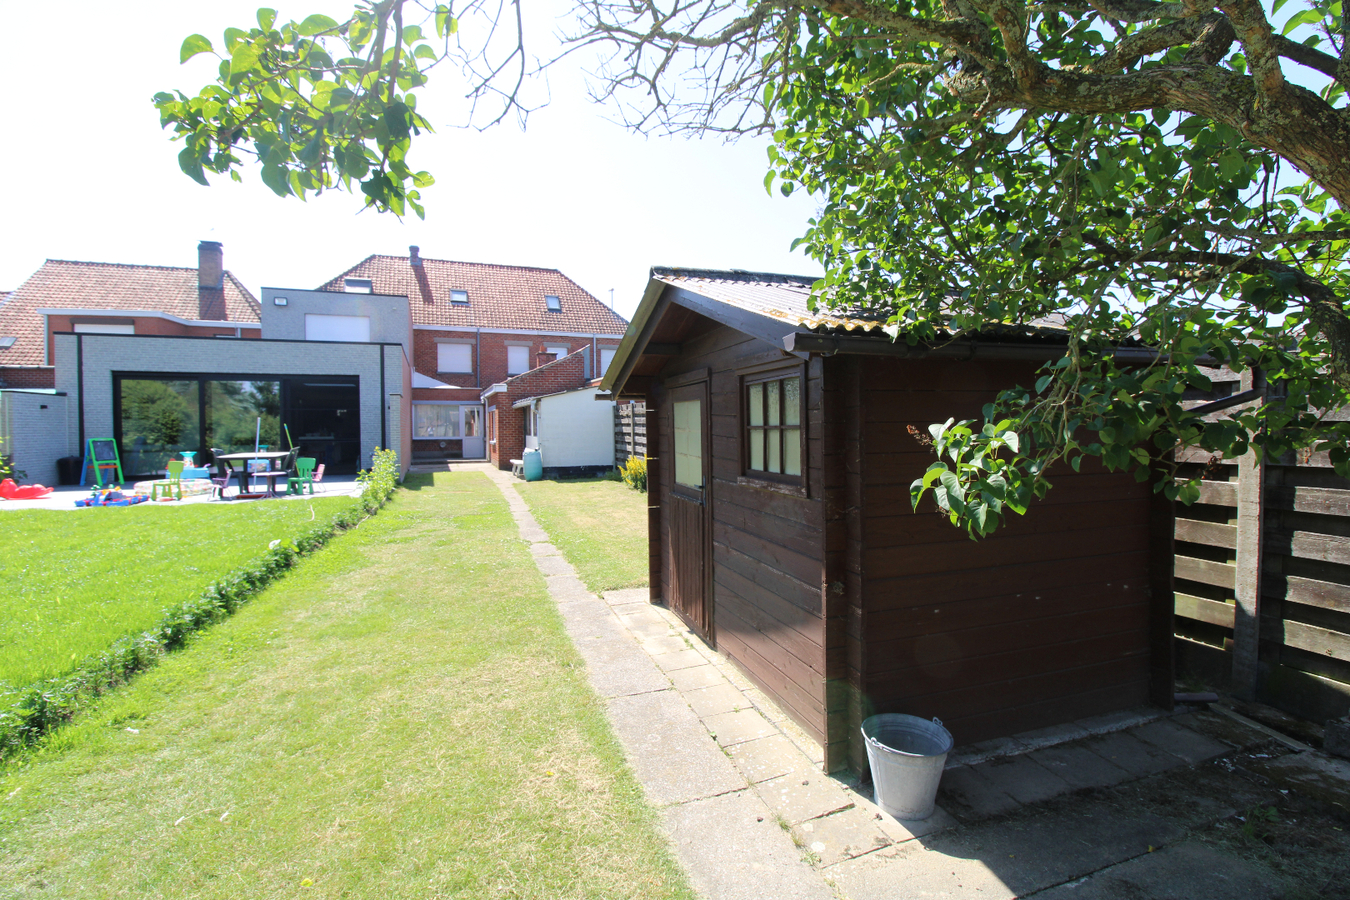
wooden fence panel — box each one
[614,402,647,466]
[1171,367,1350,722]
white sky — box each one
[0,2,821,322]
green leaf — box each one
[177,146,209,185]
[256,8,277,32]
[298,14,340,36]
[180,34,214,64]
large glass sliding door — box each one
[115,374,360,477]
[118,378,201,476]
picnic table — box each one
[215,451,293,498]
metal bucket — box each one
[862,714,953,820]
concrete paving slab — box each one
[867,801,959,843]
[1029,742,1133,791]
[527,542,562,558]
[533,555,576,577]
[1085,730,1186,778]
[832,795,1190,900]
[607,689,746,806]
[1133,718,1233,765]
[544,574,593,602]
[1032,841,1283,900]
[618,616,677,640]
[651,648,707,673]
[1016,721,1092,751]
[687,682,753,719]
[792,805,894,867]
[638,633,690,656]
[948,735,1030,768]
[937,764,1020,820]
[517,525,549,543]
[705,708,778,747]
[1076,706,1162,735]
[602,587,651,607]
[978,753,1074,805]
[756,772,855,825]
[669,664,730,693]
[728,734,814,784]
[662,789,834,900]
[825,837,1016,900]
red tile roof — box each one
[320,255,629,334]
[0,260,259,368]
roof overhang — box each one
[36,308,259,328]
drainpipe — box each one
[476,328,481,389]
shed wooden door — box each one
[666,381,711,638]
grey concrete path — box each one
[466,463,1350,899]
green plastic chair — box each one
[288,457,317,495]
[158,459,185,500]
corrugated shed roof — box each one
[651,267,1072,338]
[0,260,260,368]
[320,255,630,334]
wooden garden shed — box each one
[601,267,1174,774]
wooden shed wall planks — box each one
[851,356,1155,749]
[652,319,832,752]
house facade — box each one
[319,249,628,465]
[0,242,261,390]
[602,267,1174,774]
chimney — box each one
[198,240,226,320]
[409,245,422,267]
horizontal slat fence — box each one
[1173,367,1350,722]
[614,401,647,467]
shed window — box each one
[745,372,803,481]
[673,399,703,489]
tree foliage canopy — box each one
[162,0,1350,536]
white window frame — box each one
[450,289,469,304]
[545,344,569,362]
[72,322,135,335]
[545,294,561,312]
[600,347,617,375]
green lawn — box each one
[513,479,649,592]
[0,498,358,691]
[0,473,692,900]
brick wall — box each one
[0,368,56,389]
[414,329,621,388]
[485,350,589,469]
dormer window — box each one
[344,278,373,293]
[545,294,561,312]
[450,290,469,304]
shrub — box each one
[619,455,647,493]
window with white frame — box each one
[507,344,530,375]
[414,404,460,438]
[600,347,617,374]
[450,289,468,304]
[437,342,473,373]
[545,344,568,361]
[545,294,561,311]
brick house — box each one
[0,242,261,390]
[319,248,628,466]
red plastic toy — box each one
[0,478,53,500]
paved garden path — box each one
[472,463,1350,899]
